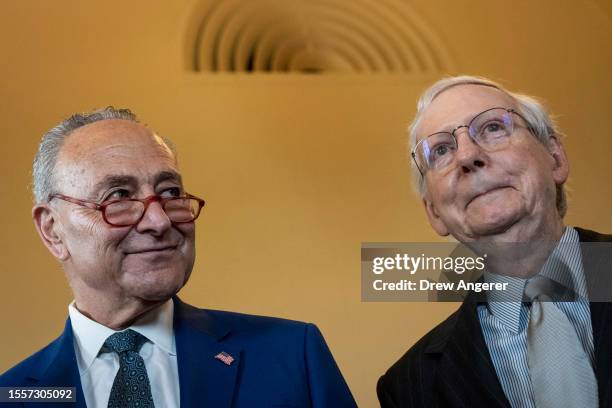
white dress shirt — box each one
[69,299,180,408]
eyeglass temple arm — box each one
[507,109,539,135]
[48,194,102,210]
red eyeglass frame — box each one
[47,193,206,227]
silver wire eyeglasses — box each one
[411,107,532,175]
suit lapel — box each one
[591,302,612,408]
[25,319,86,408]
[427,294,510,407]
[173,298,241,408]
[577,228,612,407]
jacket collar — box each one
[173,297,242,408]
[25,297,242,408]
[25,319,87,408]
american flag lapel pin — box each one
[214,351,235,366]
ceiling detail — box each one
[190,0,453,73]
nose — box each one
[135,200,172,236]
[453,128,487,174]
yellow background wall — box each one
[1,1,610,406]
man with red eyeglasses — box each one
[0,107,356,408]
[377,76,612,408]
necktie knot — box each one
[523,275,576,303]
[104,329,147,354]
[524,275,555,302]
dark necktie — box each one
[104,329,155,408]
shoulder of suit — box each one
[182,303,317,341]
[381,307,461,380]
[575,227,612,242]
[0,335,63,385]
[203,308,311,330]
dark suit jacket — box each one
[377,227,612,408]
[0,297,357,407]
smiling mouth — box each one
[127,246,177,255]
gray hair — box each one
[32,106,175,203]
[408,75,567,218]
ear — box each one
[423,197,450,236]
[546,135,569,185]
[32,204,70,261]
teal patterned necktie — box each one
[104,329,155,408]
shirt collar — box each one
[69,298,176,372]
[539,226,588,299]
[483,273,525,333]
[483,226,586,333]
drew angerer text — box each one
[372,279,508,293]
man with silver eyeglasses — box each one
[377,76,612,407]
[0,108,357,408]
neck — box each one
[71,291,164,330]
[469,219,565,279]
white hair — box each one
[408,75,566,217]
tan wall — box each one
[0,1,610,406]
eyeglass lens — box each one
[104,198,199,226]
[416,108,514,172]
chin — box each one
[124,268,189,302]
[468,214,523,239]
[134,285,183,303]
[465,204,524,236]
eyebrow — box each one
[90,171,183,199]
[155,170,183,187]
[91,175,138,198]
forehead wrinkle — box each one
[55,146,173,194]
[58,134,176,175]
[60,119,168,160]
[52,120,180,198]
[63,141,164,163]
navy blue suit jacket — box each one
[0,298,357,407]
